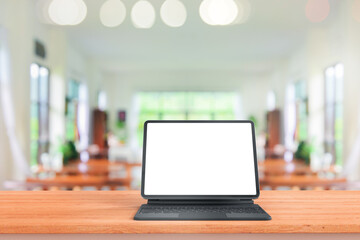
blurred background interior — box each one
[1,0,360,191]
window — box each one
[324,63,344,165]
[136,92,239,144]
[294,80,308,141]
[65,80,79,141]
[77,84,89,150]
[98,90,107,111]
[30,63,50,166]
[266,91,276,111]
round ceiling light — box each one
[352,0,360,22]
[160,0,187,27]
[131,0,156,29]
[100,0,126,27]
[305,0,330,23]
[48,0,87,25]
[199,0,238,26]
[73,0,87,25]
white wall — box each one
[269,1,360,180]
[0,81,10,189]
[301,2,360,179]
[341,1,360,180]
[0,0,34,184]
[102,70,272,149]
[0,0,99,186]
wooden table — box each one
[261,175,347,189]
[258,159,346,189]
[258,159,313,176]
[25,159,346,191]
[37,160,142,176]
[0,191,359,239]
[26,175,131,190]
[27,160,142,190]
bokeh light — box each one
[199,0,239,26]
[305,0,330,23]
[160,0,187,27]
[100,0,126,28]
[48,0,87,26]
[352,0,360,22]
[131,0,156,29]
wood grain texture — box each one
[0,191,359,234]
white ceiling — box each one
[53,0,340,73]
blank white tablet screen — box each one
[144,122,257,195]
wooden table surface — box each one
[0,190,360,234]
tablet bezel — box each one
[141,120,260,200]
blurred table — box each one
[261,175,347,190]
[58,159,141,176]
[27,159,141,190]
[259,159,346,190]
[26,175,114,190]
[258,159,313,176]
[27,159,347,191]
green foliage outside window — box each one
[137,92,238,145]
[324,64,344,166]
[65,80,79,141]
[295,80,308,142]
[294,141,313,165]
[30,63,50,166]
[334,94,343,166]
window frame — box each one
[324,63,344,165]
[136,91,240,145]
[294,80,308,142]
[65,79,80,141]
[30,63,50,166]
